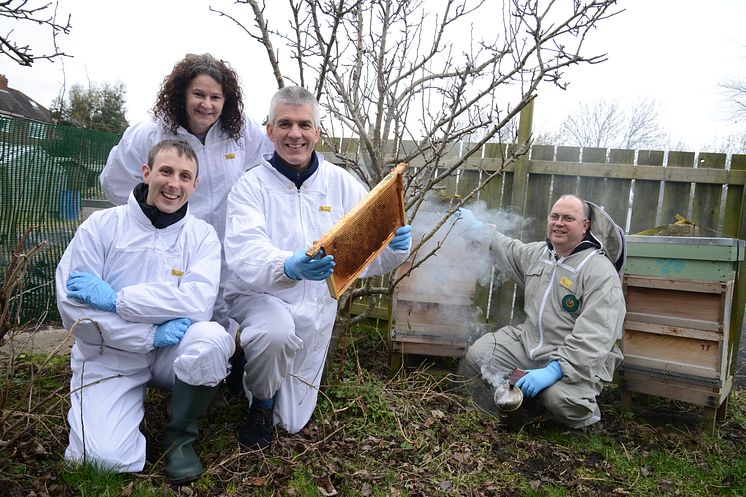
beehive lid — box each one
[624,236,744,281]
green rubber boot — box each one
[164,379,219,484]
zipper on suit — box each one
[529,259,558,359]
[296,187,309,307]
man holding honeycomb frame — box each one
[224,86,412,449]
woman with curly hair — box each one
[153,53,244,142]
[101,53,272,239]
[100,53,273,330]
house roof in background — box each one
[0,74,52,123]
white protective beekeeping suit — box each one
[57,192,235,472]
[224,153,410,432]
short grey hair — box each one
[268,86,320,127]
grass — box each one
[1,319,746,496]
[62,460,173,497]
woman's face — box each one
[184,74,224,136]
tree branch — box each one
[1,0,71,66]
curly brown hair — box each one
[153,53,244,141]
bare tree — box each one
[1,0,71,66]
[532,128,561,146]
[708,131,746,154]
[212,0,620,310]
[721,78,746,123]
[555,98,667,149]
[713,76,746,152]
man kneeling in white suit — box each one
[56,139,234,483]
[223,86,412,449]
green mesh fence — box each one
[0,115,121,327]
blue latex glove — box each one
[284,250,335,281]
[388,225,412,251]
[515,360,563,398]
[66,271,118,312]
[153,318,192,348]
[457,208,483,229]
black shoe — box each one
[239,403,273,450]
[225,348,246,396]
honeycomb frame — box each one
[306,163,407,299]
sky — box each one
[3,0,746,150]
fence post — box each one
[511,99,534,219]
[731,182,746,379]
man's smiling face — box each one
[266,103,320,170]
[547,196,590,255]
[142,147,199,213]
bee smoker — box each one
[493,368,526,412]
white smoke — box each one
[397,199,531,346]
[480,364,511,389]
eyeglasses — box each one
[547,213,588,224]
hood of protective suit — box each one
[586,201,626,277]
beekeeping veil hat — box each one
[586,201,626,277]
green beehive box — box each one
[624,236,745,281]
[620,236,745,433]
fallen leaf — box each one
[361,482,373,496]
[30,479,49,497]
[453,451,471,464]
[530,480,541,490]
[315,475,338,496]
[431,409,445,419]
[438,480,452,491]
[277,465,293,477]
[246,476,267,486]
[120,481,134,497]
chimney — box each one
[0,74,7,91]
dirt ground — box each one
[2,324,746,496]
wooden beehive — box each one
[390,257,481,358]
[307,163,407,299]
[619,236,744,433]
[621,275,733,381]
